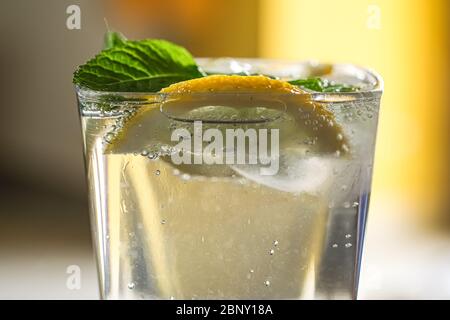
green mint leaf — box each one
[104,31,127,49]
[289,78,359,93]
[73,38,204,92]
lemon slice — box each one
[104,75,349,157]
[160,75,303,94]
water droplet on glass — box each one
[273,240,279,247]
[155,170,161,176]
[343,202,351,209]
[173,169,180,176]
[337,133,343,141]
[332,243,338,248]
[345,243,352,248]
[264,280,271,287]
[181,173,191,181]
[250,269,254,273]
[140,150,149,157]
[161,219,166,225]
[269,249,275,255]
[128,282,135,290]
[352,201,359,208]
[148,152,158,160]
[345,234,352,239]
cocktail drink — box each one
[74,35,382,300]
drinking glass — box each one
[76,59,383,299]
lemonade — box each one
[77,58,382,300]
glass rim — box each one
[75,59,383,106]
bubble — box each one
[104,133,115,143]
[128,282,135,290]
[264,280,271,287]
[148,152,159,160]
[345,243,352,248]
[155,170,161,176]
[342,144,350,153]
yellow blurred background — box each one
[0,0,448,299]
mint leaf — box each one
[73,38,204,92]
[104,31,127,49]
[289,78,359,93]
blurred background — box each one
[0,0,448,299]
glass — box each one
[76,58,383,299]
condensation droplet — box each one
[264,280,271,287]
[140,150,149,156]
[345,234,352,239]
[269,249,275,255]
[128,282,135,290]
[345,243,352,248]
[332,243,338,248]
[161,219,166,225]
[273,240,279,247]
[155,170,161,176]
[352,202,359,208]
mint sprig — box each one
[73,35,204,92]
[289,78,359,93]
[74,31,359,93]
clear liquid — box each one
[81,98,378,300]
